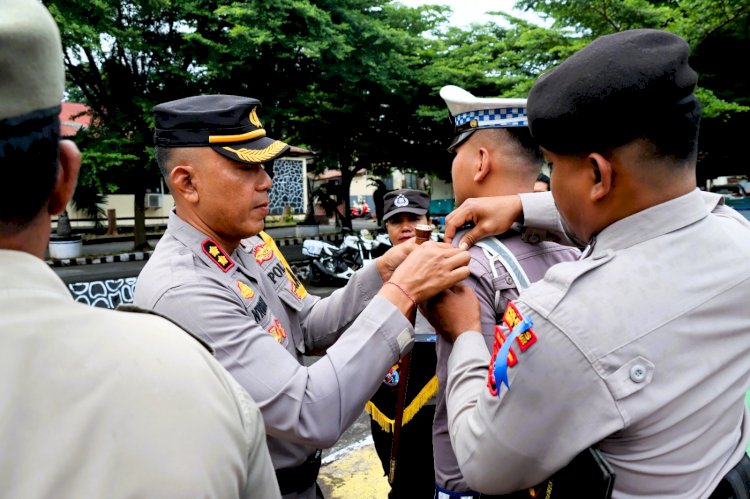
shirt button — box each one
[630,364,647,383]
[505,276,514,285]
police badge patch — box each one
[393,194,409,207]
[267,318,288,344]
[253,242,273,264]
[237,281,255,300]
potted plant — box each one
[48,209,83,259]
[47,186,105,259]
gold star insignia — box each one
[208,245,220,257]
[217,255,229,266]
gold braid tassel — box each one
[365,375,439,433]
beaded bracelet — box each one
[384,281,417,309]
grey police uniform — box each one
[135,211,414,498]
[434,230,580,493]
[445,189,750,497]
[1,250,279,499]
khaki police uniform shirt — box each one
[434,231,580,490]
[446,190,750,498]
[135,212,414,498]
[0,250,279,499]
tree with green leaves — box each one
[46,0,750,242]
[46,0,231,248]
[514,0,750,183]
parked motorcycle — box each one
[298,228,444,286]
[301,229,388,285]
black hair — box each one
[506,126,543,164]
[155,146,172,178]
[0,106,60,225]
[643,100,702,162]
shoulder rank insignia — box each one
[202,239,234,272]
[488,317,534,397]
[502,302,537,352]
[267,318,287,343]
[253,242,273,264]
[237,281,255,300]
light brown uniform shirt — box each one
[0,250,278,499]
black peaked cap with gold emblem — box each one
[153,95,290,164]
[382,189,430,222]
[528,29,699,154]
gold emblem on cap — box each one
[249,107,262,128]
[470,119,478,128]
[223,141,288,163]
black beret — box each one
[153,94,289,164]
[383,189,430,222]
[528,29,699,154]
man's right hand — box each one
[421,285,481,344]
[377,242,471,320]
[444,195,524,249]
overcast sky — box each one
[394,0,548,28]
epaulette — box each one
[201,238,235,272]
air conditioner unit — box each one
[144,193,163,209]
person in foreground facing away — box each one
[431,86,581,499]
[367,188,439,497]
[0,1,279,498]
[427,29,750,498]
[134,95,471,498]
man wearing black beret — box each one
[428,29,750,497]
[135,95,471,498]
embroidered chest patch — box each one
[237,281,255,299]
[253,242,273,264]
[267,318,288,343]
[202,239,234,272]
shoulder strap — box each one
[474,236,531,309]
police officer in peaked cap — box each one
[135,94,472,498]
[429,29,750,497]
